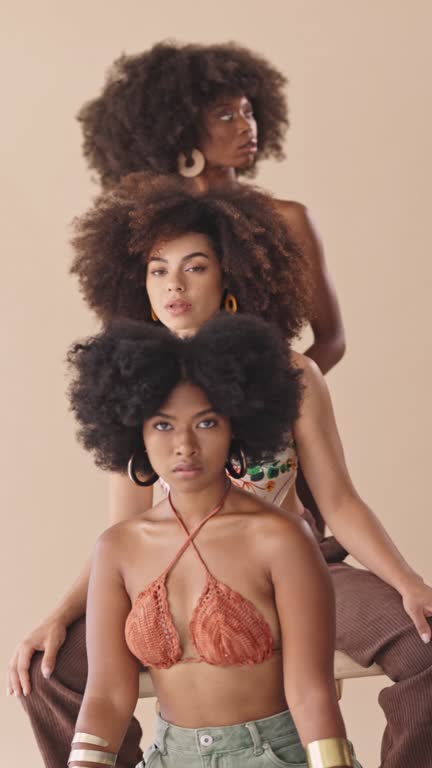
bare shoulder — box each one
[290,349,321,381]
[273,198,309,228]
[257,504,317,565]
[94,503,163,555]
[273,198,306,218]
[247,499,329,588]
[94,520,131,559]
[235,490,314,553]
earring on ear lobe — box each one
[225,439,247,479]
[127,450,159,487]
[151,307,158,322]
[177,148,206,178]
[224,293,238,314]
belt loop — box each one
[156,718,169,756]
[245,721,264,756]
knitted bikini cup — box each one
[125,488,275,669]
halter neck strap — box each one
[163,483,231,575]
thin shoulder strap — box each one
[163,484,231,576]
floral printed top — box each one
[229,434,298,505]
[159,435,298,506]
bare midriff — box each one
[150,652,287,727]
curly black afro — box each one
[78,41,288,186]
[67,313,303,474]
[71,175,311,341]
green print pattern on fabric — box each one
[231,436,298,501]
[248,455,295,482]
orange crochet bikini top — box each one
[125,486,275,670]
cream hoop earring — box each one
[177,149,205,178]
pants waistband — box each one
[153,709,297,756]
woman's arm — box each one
[7,477,152,696]
[69,526,141,767]
[294,353,432,641]
[275,200,346,374]
[269,513,349,755]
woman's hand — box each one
[7,616,67,697]
[401,576,432,643]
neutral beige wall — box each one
[1,1,431,765]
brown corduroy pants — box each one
[21,616,143,768]
[330,562,432,767]
[21,560,432,768]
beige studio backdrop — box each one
[1,1,431,766]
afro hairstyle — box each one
[78,41,289,186]
[67,313,303,475]
[71,174,311,341]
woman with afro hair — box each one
[10,181,432,768]
[65,312,360,768]
[77,40,345,376]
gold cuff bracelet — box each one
[67,748,117,766]
[72,732,109,747]
[306,737,354,768]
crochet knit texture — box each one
[125,488,275,669]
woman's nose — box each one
[174,432,198,456]
[167,278,185,292]
[237,114,251,133]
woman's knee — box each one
[25,617,88,699]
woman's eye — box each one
[219,112,234,122]
[154,422,173,431]
[197,419,217,429]
[150,269,167,277]
[185,265,206,273]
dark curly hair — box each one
[67,313,303,474]
[71,175,310,341]
[77,41,288,186]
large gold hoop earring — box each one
[127,450,159,487]
[177,148,205,178]
[225,440,247,479]
[151,307,158,322]
[224,293,238,314]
